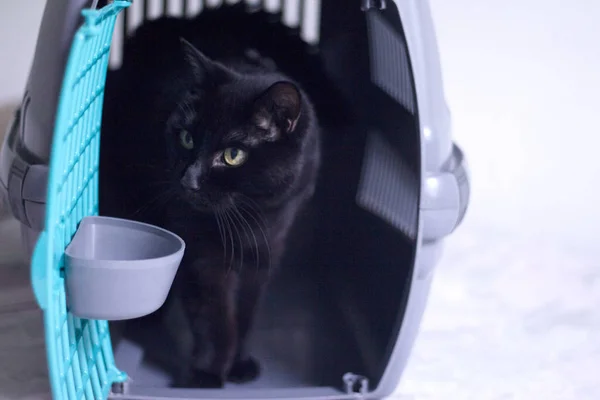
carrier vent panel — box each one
[357,131,419,240]
[367,11,416,114]
[109,0,322,69]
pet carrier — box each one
[0,0,470,399]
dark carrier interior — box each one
[101,0,421,396]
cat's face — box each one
[164,39,308,212]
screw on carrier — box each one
[361,0,387,11]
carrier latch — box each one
[8,161,48,231]
[0,106,48,231]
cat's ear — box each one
[253,81,302,137]
[179,37,234,82]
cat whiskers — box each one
[177,100,196,124]
[213,208,229,269]
[215,199,270,274]
[238,195,270,229]
[231,205,260,272]
[227,209,246,273]
[237,196,272,274]
[221,209,238,275]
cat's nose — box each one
[181,167,202,191]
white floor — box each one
[1,1,600,399]
[396,1,600,399]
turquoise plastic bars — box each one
[31,2,130,399]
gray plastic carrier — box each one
[0,0,470,399]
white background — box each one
[0,0,599,399]
[400,1,600,399]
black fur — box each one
[100,9,320,388]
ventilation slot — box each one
[357,131,419,240]
[366,11,415,114]
[109,0,321,70]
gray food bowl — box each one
[64,216,185,320]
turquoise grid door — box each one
[30,2,130,399]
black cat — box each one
[100,13,321,388]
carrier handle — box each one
[421,143,470,240]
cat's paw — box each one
[172,369,224,389]
[227,356,261,384]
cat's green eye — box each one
[223,147,248,167]
[179,130,194,150]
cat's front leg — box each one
[174,264,238,389]
[227,269,270,384]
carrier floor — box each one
[113,258,365,391]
